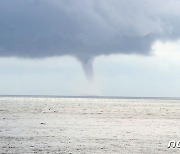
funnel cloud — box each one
[1,0,180,77]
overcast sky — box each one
[1,0,180,97]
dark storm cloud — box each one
[1,0,180,77]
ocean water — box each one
[1,96,180,154]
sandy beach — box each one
[0,97,180,154]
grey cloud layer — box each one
[0,0,180,60]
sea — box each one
[1,96,180,153]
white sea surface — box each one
[0,96,180,154]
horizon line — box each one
[0,95,180,100]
